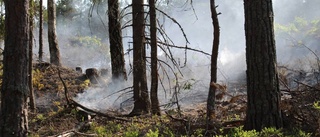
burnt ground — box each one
[19,63,320,136]
[29,62,87,136]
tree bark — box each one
[39,0,43,62]
[130,0,151,116]
[48,0,61,66]
[244,0,283,131]
[29,0,36,112]
[207,0,220,121]
[149,0,160,115]
[108,0,127,81]
[0,0,29,136]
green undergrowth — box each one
[87,115,178,137]
[218,126,311,137]
[80,115,312,137]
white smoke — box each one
[36,0,320,112]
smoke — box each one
[34,0,320,112]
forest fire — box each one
[0,0,319,136]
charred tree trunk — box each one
[149,0,160,115]
[39,0,43,62]
[207,0,220,122]
[244,0,283,131]
[29,0,36,112]
[130,0,151,116]
[48,0,61,66]
[108,0,127,81]
[0,0,30,136]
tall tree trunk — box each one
[0,0,29,136]
[207,0,220,121]
[0,1,4,41]
[39,0,43,62]
[108,0,127,80]
[244,0,283,131]
[130,0,151,116]
[48,0,61,66]
[29,0,36,112]
[149,0,160,115]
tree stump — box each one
[85,68,99,84]
[76,67,82,73]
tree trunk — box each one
[244,0,283,131]
[29,0,36,112]
[0,1,4,40]
[48,0,61,66]
[108,0,127,81]
[149,0,160,115]
[130,0,151,116]
[207,0,220,121]
[39,0,43,62]
[0,0,29,136]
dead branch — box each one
[155,20,182,67]
[156,19,175,46]
[121,24,132,30]
[119,12,132,21]
[105,86,133,98]
[119,4,132,18]
[121,19,132,30]
[146,38,211,56]
[155,7,191,66]
[70,99,131,122]
[293,79,320,91]
[57,67,70,106]
[113,90,133,104]
[155,8,189,44]
[158,73,169,99]
[157,45,183,75]
[125,42,183,76]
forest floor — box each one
[26,63,320,136]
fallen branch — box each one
[70,99,131,122]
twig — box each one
[105,86,133,98]
[155,7,189,44]
[147,39,210,56]
[293,79,320,91]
